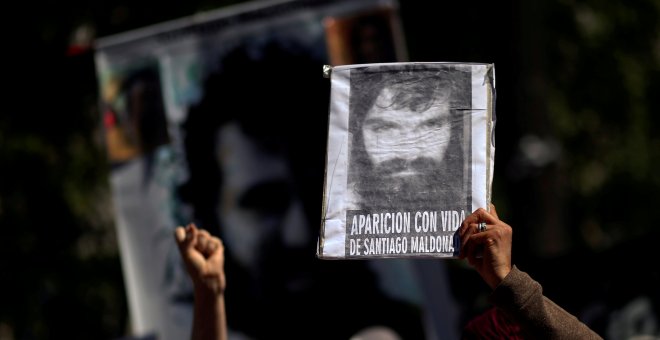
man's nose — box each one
[400,126,445,161]
[391,131,425,160]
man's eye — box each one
[421,117,447,129]
[368,122,397,132]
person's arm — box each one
[175,223,227,340]
[459,204,602,340]
[491,266,601,339]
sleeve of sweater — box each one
[490,266,603,340]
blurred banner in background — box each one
[94,0,460,339]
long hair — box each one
[178,38,329,236]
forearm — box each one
[192,288,227,340]
[490,266,602,340]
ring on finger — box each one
[477,222,487,233]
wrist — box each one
[193,280,225,298]
[489,265,512,289]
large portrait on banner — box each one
[94,1,454,339]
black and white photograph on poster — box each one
[318,62,495,259]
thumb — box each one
[175,226,186,244]
[174,223,198,253]
[489,203,499,219]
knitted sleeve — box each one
[490,266,603,340]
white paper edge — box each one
[320,67,351,257]
[470,64,491,212]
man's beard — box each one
[356,157,452,212]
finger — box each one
[174,226,186,244]
[208,237,225,262]
[174,226,188,257]
[472,222,488,233]
[460,208,497,238]
[175,224,195,249]
[176,224,200,268]
[201,236,219,256]
[198,230,221,257]
[461,228,501,257]
[186,222,198,235]
[459,207,499,256]
[459,223,477,255]
[489,203,498,219]
[461,231,496,260]
[184,223,199,250]
[459,219,477,256]
[198,229,211,239]
[459,232,473,259]
[473,208,499,225]
[459,211,481,238]
[459,217,474,241]
[460,221,490,255]
[195,229,212,254]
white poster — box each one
[318,62,496,259]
